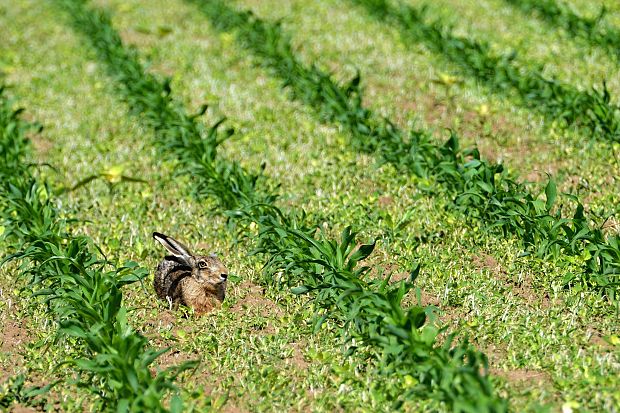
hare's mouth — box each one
[195,273,227,285]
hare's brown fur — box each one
[153,233,228,314]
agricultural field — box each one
[1,0,619,411]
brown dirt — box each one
[483,342,508,366]
[287,342,309,370]
[1,320,30,352]
[0,318,30,384]
[27,132,53,157]
[9,406,38,413]
[587,328,616,351]
[0,327,64,412]
[140,308,179,338]
[377,195,393,207]
[230,281,283,320]
[471,253,552,309]
[481,342,551,387]
[118,29,152,49]
[436,304,466,329]
[471,253,501,273]
[220,403,249,413]
[491,367,550,386]
[602,216,620,233]
[156,348,200,371]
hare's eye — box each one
[198,261,207,269]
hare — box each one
[152,232,228,314]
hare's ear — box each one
[153,232,194,259]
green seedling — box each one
[183,0,619,298]
[0,87,195,413]
[65,164,148,193]
[503,0,619,59]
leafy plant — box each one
[184,0,620,298]
[0,87,196,413]
[0,374,55,410]
[503,0,620,59]
[349,0,620,142]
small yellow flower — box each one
[403,375,417,388]
[220,33,235,47]
[436,73,461,86]
[103,165,125,184]
[561,401,580,413]
[476,104,490,116]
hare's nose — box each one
[220,273,228,280]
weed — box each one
[0,374,54,410]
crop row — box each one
[55,0,508,411]
[186,0,620,298]
[0,87,193,412]
[349,0,620,142]
[503,0,620,58]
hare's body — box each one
[153,232,228,314]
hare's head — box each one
[191,254,228,286]
[153,232,228,286]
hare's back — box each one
[154,259,190,302]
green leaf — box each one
[348,241,376,269]
[545,178,557,210]
[291,285,311,294]
[170,395,184,413]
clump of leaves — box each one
[0,87,196,413]
[0,374,54,410]
[186,0,620,298]
[504,0,620,59]
[350,0,620,142]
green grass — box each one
[348,0,620,143]
[52,1,507,410]
[166,0,620,297]
[229,0,620,206]
[502,0,620,59]
[0,84,199,411]
[1,0,619,411]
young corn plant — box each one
[56,1,508,410]
[0,87,196,413]
[185,0,620,299]
[0,374,54,410]
[254,221,502,411]
[348,0,620,142]
[54,0,276,213]
[503,0,620,59]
